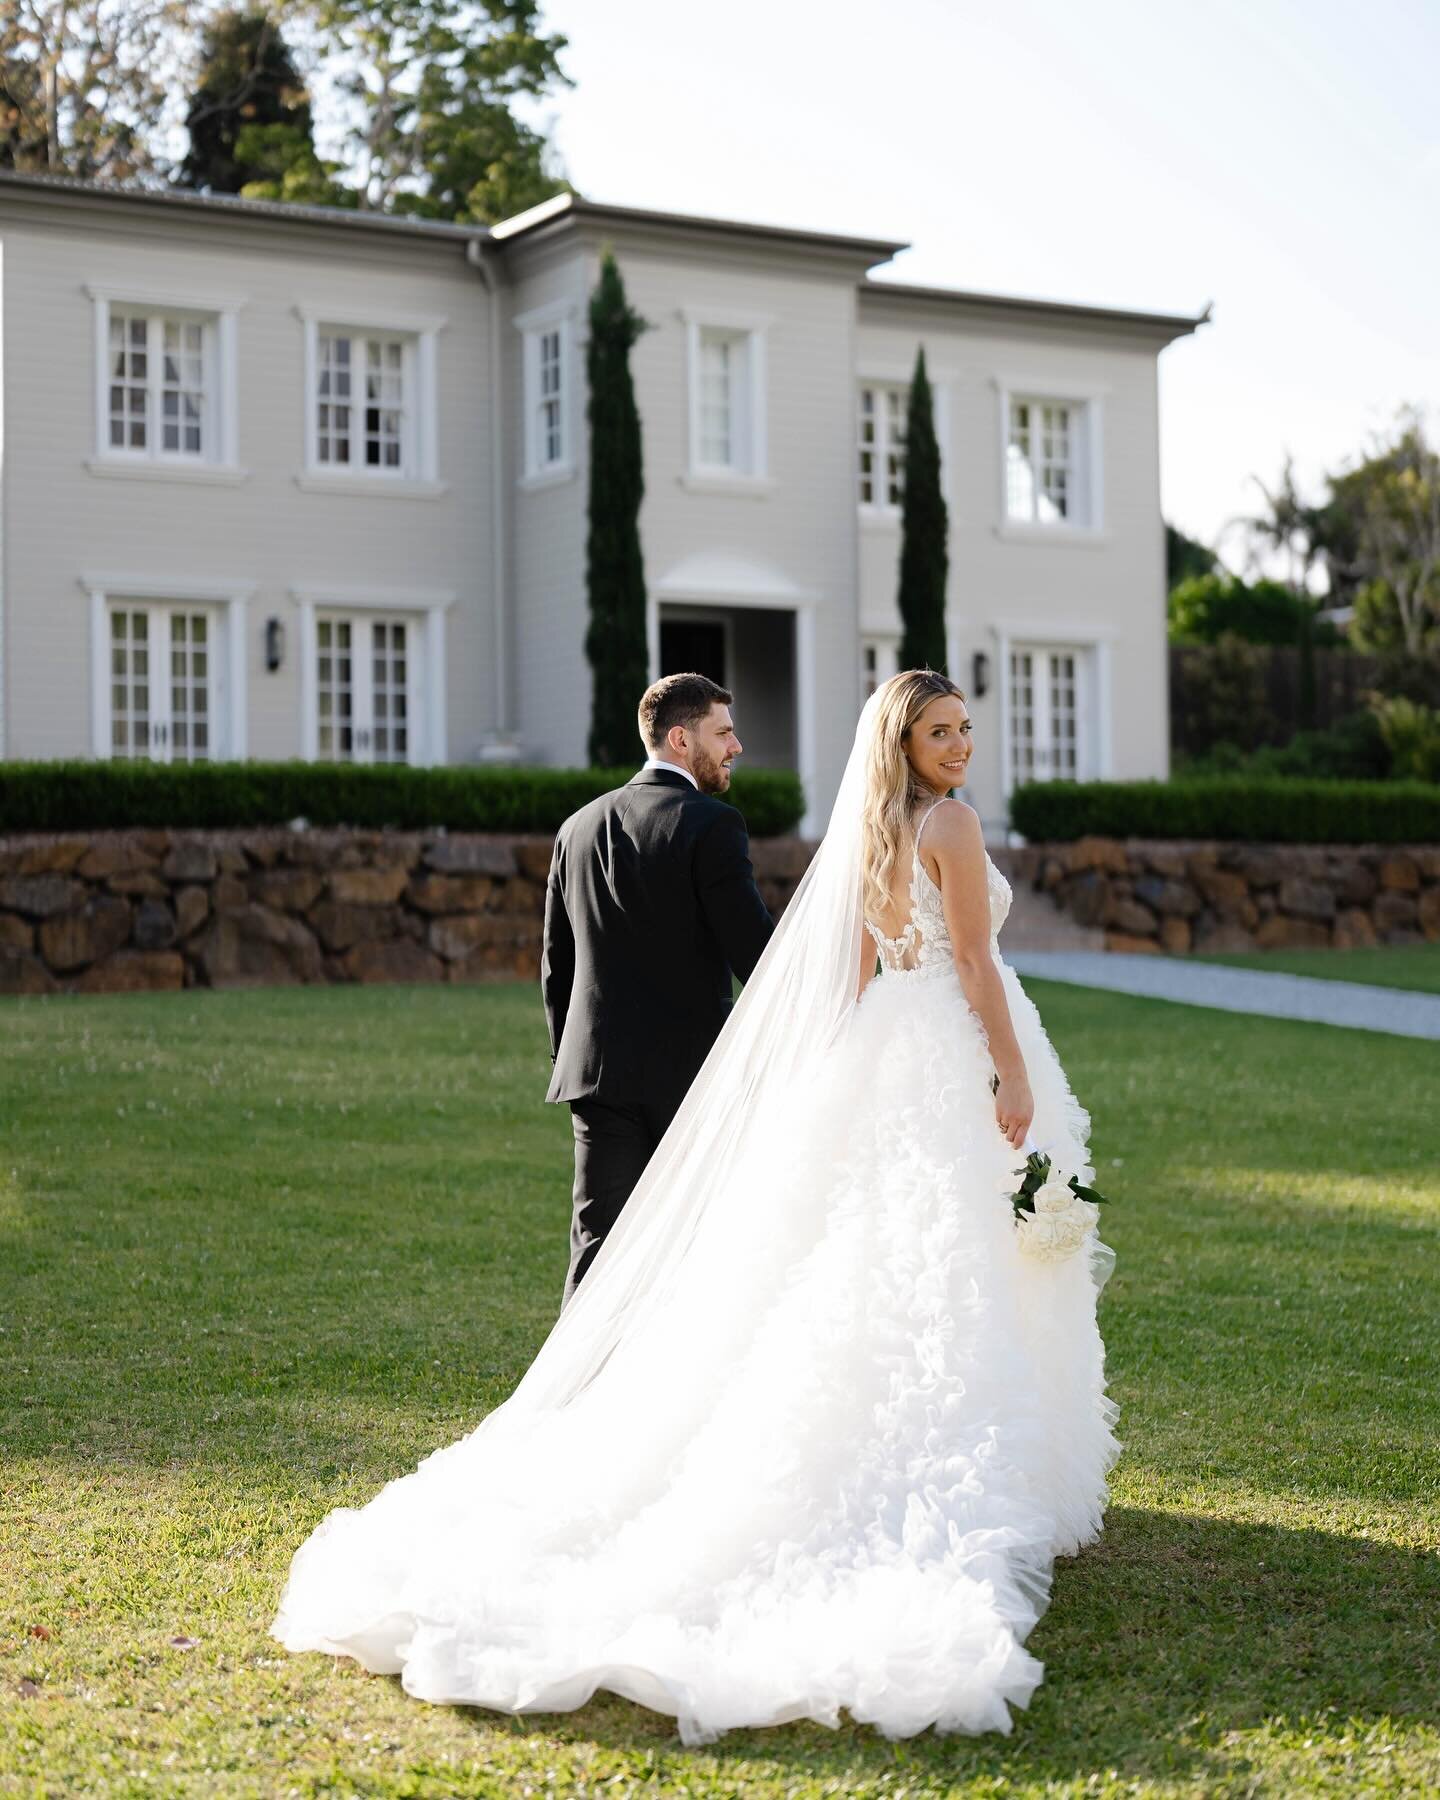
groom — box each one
[541,673,775,1308]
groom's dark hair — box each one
[638,672,733,752]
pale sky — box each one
[523,0,1440,563]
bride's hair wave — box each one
[861,669,968,923]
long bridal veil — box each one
[507,687,882,1415]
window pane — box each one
[316,614,357,762]
[167,610,213,764]
[699,333,733,466]
[370,616,411,764]
[109,313,149,451]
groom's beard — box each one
[691,747,732,795]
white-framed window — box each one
[515,301,577,484]
[293,585,452,765]
[83,578,251,761]
[86,285,244,480]
[296,308,443,494]
[313,613,416,763]
[994,380,1104,533]
[1008,644,1089,783]
[683,311,769,487]
[317,330,409,472]
[858,385,907,508]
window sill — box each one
[993,521,1110,548]
[679,471,776,499]
[518,463,578,493]
[86,457,250,486]
[295,472,448,499]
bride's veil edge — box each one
[503,689,885,1418]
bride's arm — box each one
[924,801,1034,1148]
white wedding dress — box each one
[272,785,1118,1745]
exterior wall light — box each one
[265,617,285,672]
[971,650,990,699]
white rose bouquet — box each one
[997,1148,1110,1264]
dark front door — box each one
[660,618,726,686]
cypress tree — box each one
[585,250,651,766]
[896,348,950,673]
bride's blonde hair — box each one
[861,668,968,922]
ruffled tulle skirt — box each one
[272,954,1118,1744]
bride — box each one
[272,668,1118,1744]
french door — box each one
[108,604,219,761]
[315,612,421,764]
[1008,644,1090,784]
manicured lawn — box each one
[1185,942,1440,994]
[2,981,1437,1798]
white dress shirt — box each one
[642,755,699,791]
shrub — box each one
[0,762,807,838]
[1008,777,1440,845]
[1372,697,1440,781]
[1175,709,1392,781]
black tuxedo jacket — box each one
[541,767,775,1114]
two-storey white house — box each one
[0,172,1206,831]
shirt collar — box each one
[641,755,699,791]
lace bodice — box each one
[864,798,1011,977]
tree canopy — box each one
[2,0,573,221]
[180,10,326,198]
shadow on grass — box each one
[443,1506,1439,1788]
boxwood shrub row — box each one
[0,761,807,838]
[1008,777,1440,845]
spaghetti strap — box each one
[912,795,953,869]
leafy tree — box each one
[896,348,948,674]
[0,0,185,179]
[584,250,650,768]
[1168,573,1341,648]
[1165,521,1219,589]
[1326,411,1440,658]
[225,119,351,204]
[179,9,326,196]
[1235,455,1336,727]
[306,0,571,222]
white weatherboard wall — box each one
[0,190,496,765]
[502,215,874,829]
[502,236,591,768]
[856,290,1172,830]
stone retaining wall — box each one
[1015,838,1440,953]
[6,828,1434,993]
[0,829,817,995]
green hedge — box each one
[0,761,807,838]
[1009,777,1440,845]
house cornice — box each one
[0,168,489,252]
[490,192,907,272]
[860,277,1213,345]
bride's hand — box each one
[994,1072,1034,1149]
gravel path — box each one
[1006,951,1440,1041]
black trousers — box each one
[563,1095,677,1310]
